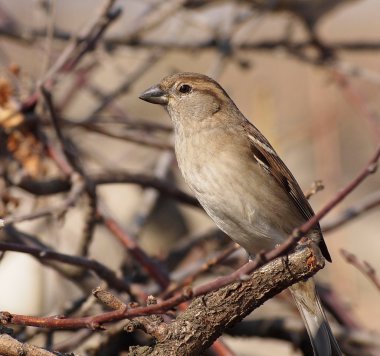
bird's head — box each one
[139,72,237,128]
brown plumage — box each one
[140,72,341,355]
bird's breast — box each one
[174,127,306,254]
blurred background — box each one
[0,0,379,355]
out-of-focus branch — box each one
[0,241,131,292]
[87,51,163,119]
[227,317,380,356]
[331,69,380,142]
[128,149,175,237]
[341,249,380,292]
[101,210,171,290]
[2,226,103,294]
[41,0,121,83]
[317,285,361,330]
[15,173,200,207]
[322,190,380,233]
[1,172,85,227]
[162,243,240,298]
[75,123,173,150]
[8,29,380,54]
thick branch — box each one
[128,244,324,355]
[0,334,57,356]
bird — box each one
[139,72,341,355]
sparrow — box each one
[140,72,341,355]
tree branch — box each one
[128,244,324,355]
[0,333,61,356]
[341,249,380,292]
[0,242,130,292]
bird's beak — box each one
[139,85,169,105]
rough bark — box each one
[129,244,325,355]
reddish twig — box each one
[101,211,170,290]
[211,339,236,356]
[341,249,380,292]
[162,243,240,299]
[332,69,380,142]
[322,189,380,233]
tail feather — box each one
[289,279,342,356]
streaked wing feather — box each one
[243,120,331,262]
[244,121,314,220]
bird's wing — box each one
[242,120,331,261]
[243,121,314,221]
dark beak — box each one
[139,85,168,105]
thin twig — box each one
[87,51,163,119]
[42,85,98,257]
[75,122,173,150]
[1,172,85,227]
[101,208,170,290]
[341,249,380,292]
[16,173,199,207]
[0,242,131,292]
[162,243,240,299]
[322,190,380,232]
[331,69,380,142]
[129,149,174,237]
[17,0,121,114]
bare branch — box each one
[15,173,199,207]
[341,249,380,292]
[0,333,60,356]
[323,190,380,232]
[101,210,171,290]
[0,242,130,292]
[128,244,324,355]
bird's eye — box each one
[178,84,192,94]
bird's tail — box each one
[289,278,342,356]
